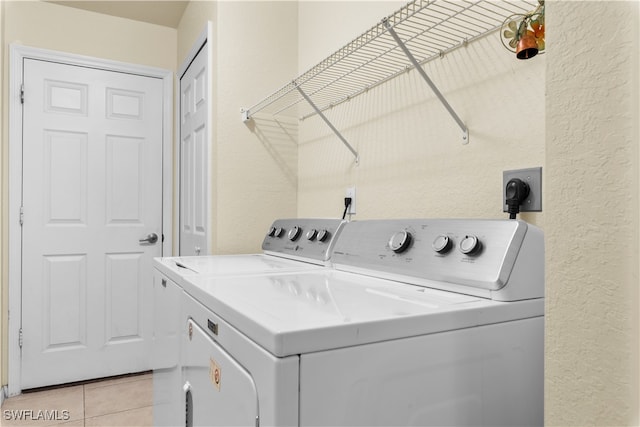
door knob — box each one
[139,233,158,244]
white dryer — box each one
[178,219,544,426]
[152,218,345,426]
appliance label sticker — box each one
[209,358,221,391]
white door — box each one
[21,58,163,389]
[179,43,209,256]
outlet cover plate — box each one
[345,186,356,215]
[503,167,542,212]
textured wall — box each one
[215,2,298,254]
[297,2,545,225]
[177,1,299,255]
[545,1,639,425]
[2,1,177,69]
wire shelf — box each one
[242,0,538,122]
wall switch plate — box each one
[503,167,542,212]
[345,186,356,215]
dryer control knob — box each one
[288,226,302,241]
[306,229,318,241]
[389,230,412,253]
[317,229,330,242]
[432,235,452,253]
[459,235,482,255]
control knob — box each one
[389,230,412,253]
[273,227,284,238]
[288,226,302,241]
[306,229,318,241]
[459,235,482,255]
[317,229,330,242]
[432,235,452,254]
[267,226,277,237]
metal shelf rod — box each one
[383,17,469,144]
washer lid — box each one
[153,254,324,287]
[183,270,543,357]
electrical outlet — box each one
[345,187,356,215]
[503,167,542,213]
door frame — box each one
[176,22,213,256]
[7,44,173,396]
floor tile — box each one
[2,373,154,426]
[85,406,152,427]
[83,372,151,391]
[84,377,152,419]
[0,385,84,426]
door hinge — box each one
[20,84,24,104]
[18,328,23,348]
[19,206,24,226]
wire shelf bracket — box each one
[383,18,469,144]
[294,82,360,164]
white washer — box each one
[152,218,345,426]
[155,218,344,284]
[179,219,544,426]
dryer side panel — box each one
[152,271,183,427]
[299,317,543,427]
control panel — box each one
[331,219,544,300]
[261,218,345,263]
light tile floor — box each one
[1,372,152,427]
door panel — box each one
[105,253,143,342]
[180,43,209,256]
[44,131,88,224]
[43,254,87,349]
[183,319,259,427]
[21,58,163,389]
[106,135,144,223]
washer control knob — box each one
[267,226,277,237]
[317,229,330,242]
[432,235,452,253]
[306,229,318,241]
[288,226,302,241]
[273,227,284,238]
[389,230,412,253]
[459,235,482,255]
